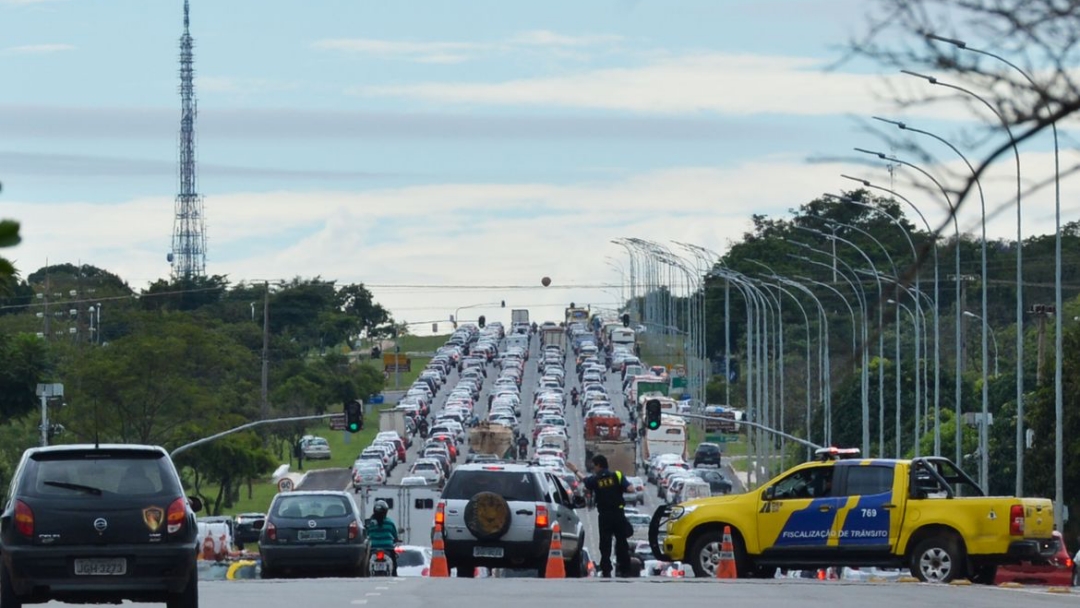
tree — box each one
[141,275,228,312]
[849,0,1080,231]
[174,432,275,515]
[0,332,53,419]
[337,283,391,338]
[0,219,20,295]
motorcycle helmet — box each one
[373,499,389,517]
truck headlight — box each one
[668,505,698,521]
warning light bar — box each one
[814,447,861,462]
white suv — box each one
[435,463,587,578]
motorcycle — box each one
[517,444,529,460]
[369,547,396,577]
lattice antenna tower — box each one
[169,0,206,279]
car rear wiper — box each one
[42,481,104,495]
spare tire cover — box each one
[464,491,512,541]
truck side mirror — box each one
[763,486,776,501]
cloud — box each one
[0,104,799,142]
[312,30,625,64]
[196,77,301,95]
[311,38,486,64]
[5,153,1067,331]
[2,43,74,54]
[351,53,967,119]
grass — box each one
[396,334,452,353]
[193,419,383,517]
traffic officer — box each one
[567,454,633,578]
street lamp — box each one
[901,69,1026,496]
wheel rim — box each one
[698,540,721,576]
[918,547,953,582]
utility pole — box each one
[261,282,270,420]
[1033,305,1054,387]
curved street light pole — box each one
[776,276,833,449]
[900,70,1025,496]
[872,117,990,471]
[964,311,1000,376]
[928,33,1061,516]
[853,149,960,463]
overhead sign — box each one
[383,353,411,373]
[36,383,64,397]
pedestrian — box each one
[293,440,304,471]
[567,455,633,578]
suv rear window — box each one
[272,495,353,518]
[442,470,542,502]
[21,450,181,497]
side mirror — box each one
[252,519,265,531]
[187,496,203,513]
[572,494,587,509]
[762,487,776,501]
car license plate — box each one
[473,546,503,558]
[371,560,391,572]
[74,558,127,576]
[298,529,327,541]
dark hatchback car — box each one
[0,444,201,608]
[257,491,370,578]
[692,443,722,468]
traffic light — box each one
[500,300,505,308]
[621,313,631,327]
[645,399,662,430]
[345,400,364,433]
[478,315,486,328]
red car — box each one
[995,531,1073,586]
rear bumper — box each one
[3,542,195,598]
[261,542,368,571]
[1007,539,1059,560]
[444,529,554,568]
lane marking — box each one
[351,601,368,605]
[365,592,381,596]
[375,586,389,590]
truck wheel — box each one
[687,528,747,579]
[910,536,963,583]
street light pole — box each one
[900,71,1025,496]
[964,311,1000,377]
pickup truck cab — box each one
[649,448,1056,583]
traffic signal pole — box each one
[677,412,822,451]
[170,413,339,459]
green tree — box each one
[0,332,53,419]
[0,219,20,294]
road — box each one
[61,577,1080,608]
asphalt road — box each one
[65,577,1080,608]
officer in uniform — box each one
[568,454,633,578]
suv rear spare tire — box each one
[464,492,512,540]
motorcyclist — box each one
[365,500,401,576]
[516,434,529,459]
[417,417,429,439]
[571,387,580,407]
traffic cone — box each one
[715,525,737,579]
[544,522,566,579]
[429,528,449,577]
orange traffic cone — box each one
[715,525,737,579]
[429,528,449,577]
[544,522,566,579]
[201,535,215,561]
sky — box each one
[2,0,1076,334]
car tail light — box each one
[166,497,187,534]
[395,545,404,553]
[1009,505,1024,536]
[1064,557,1074,569]
[435,501,446,527]
[14,500,33,537]
[535,505,549,528]
[422,567,430,576]
[348,520,359,540]
[266,521,277,541]
[376,550,386,560]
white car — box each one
[395,545,433,577]
[408,459,445,485]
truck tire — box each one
[909,536,963,583]
[687,528,748,579]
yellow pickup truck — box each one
[648,450,1056,582]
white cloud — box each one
[311,38,487,64]
[507,30,624,47]
[196,76,301,95]
[6,152,1069,334]
[351,53,974,119]
[2,43,74,54]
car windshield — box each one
[273,495,352,518]
[397,549,427,567]
[24,450,181,497]
[442,470,542,502]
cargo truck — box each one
[583,416,636,476]
[511,309,530,325]
[467,422,515,459]
[379,408,409,441]
[540,327,569,352]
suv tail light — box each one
[348,520,359,540]
[1009,505,1024,536]
[535,505,549,528]
[166,497,187,534]
[434,501,446,528]
[266,521,277,541]
[14,500,33,537]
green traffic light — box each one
[348,423,359,432]
[647,421,660,430]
